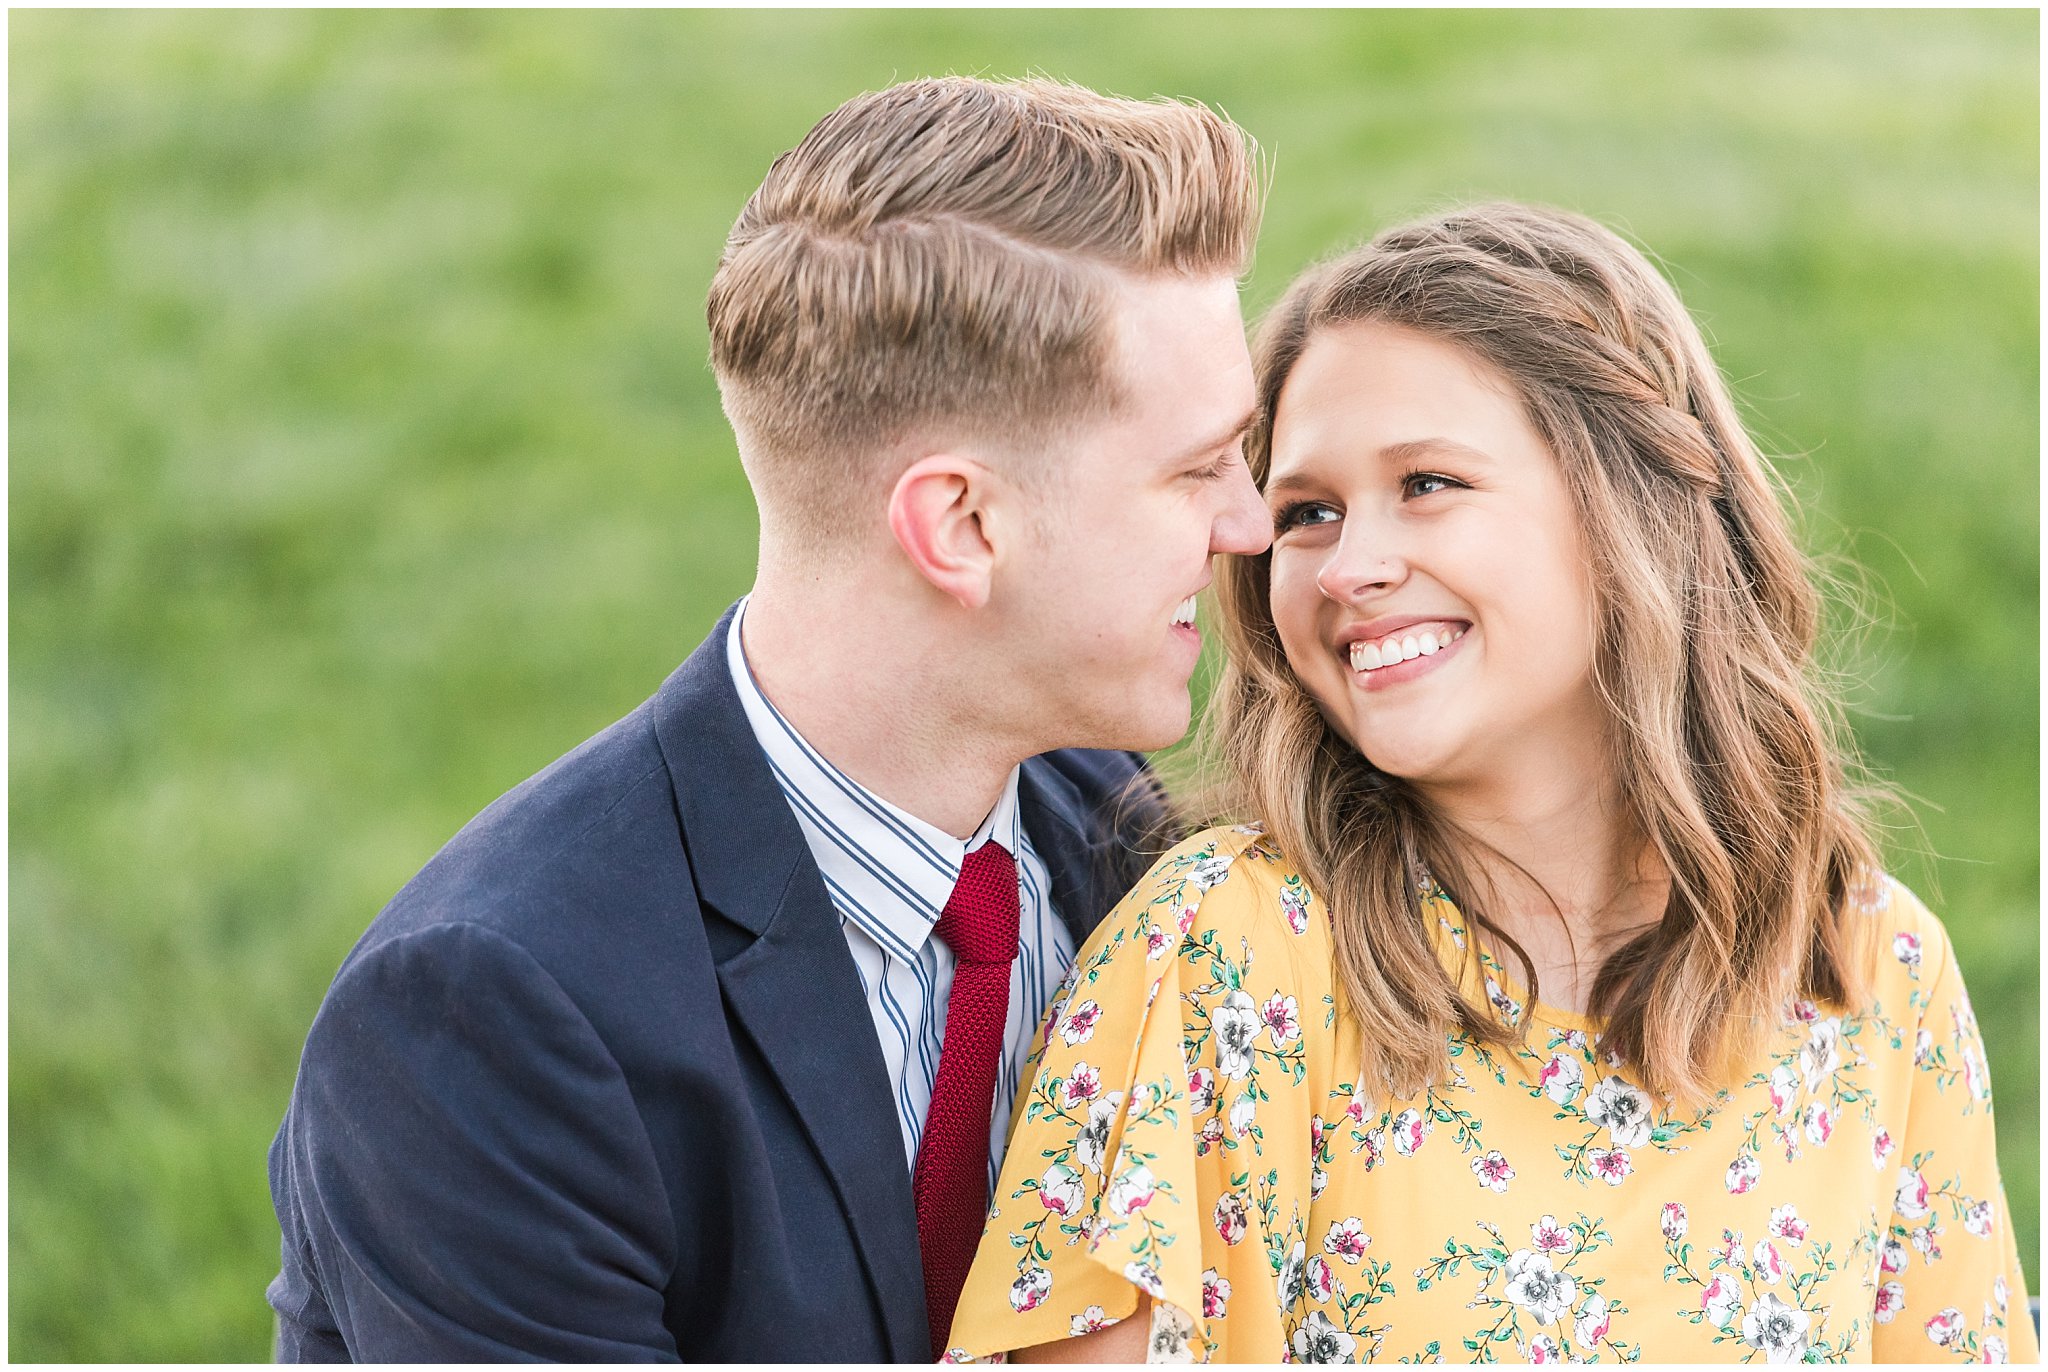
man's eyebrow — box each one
[1175,409,1259,464]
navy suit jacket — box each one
[266,605,1165,1361]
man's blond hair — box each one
[707,76,1261,545]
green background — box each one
[10,10,2037,1360]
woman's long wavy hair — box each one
[1202,202,1889,1107]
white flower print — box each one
[1909,1220,1944,1263]
[1767,1064,1800,1119]
[1202,1267,1231,1320]
[1277,1239,1307,1310]
[1060,999,1102,1046]
[1106,1163,1157,1217]
[1503,1249,1579,1324]
[1123,1260,1165,1299]
[1280,886,1310,936]
[1292,1310,1356,1364]
[1061,1062,1101,1108]
[1038,1161,1085,1217]
[1212,990,1261,1080]
[1879,1233,1909,1275]
[1186,852,1234,891]
[1322,1217,1371,1264]
[1584,1076,1654,1147]
[1069,1305,1113,1336]
[1260,992,1300,1047]
[1470,1149,1514,1193]
[1924,1306,1966,1349]
[1214,1192,1249,1246]
[1531,1214,1573,1254]
[1305,1253,1339,1303]
[1010,1266,1052,1313]
[1963,1044,1988,1102]
[1391,1107,1429,1157]
[1310,1166,1328,1201]
[1228,1091,1256,1139]
[1586,1146,1632,1185]
[1660,1201,1688,1241]
[1148,1300,1196,1361]
[1701,1273,1742,1328]
[1767,1204,1808,1247]
[1871,1127,1896,1170]
[1874,1280,1905,1324]
[1726,1151,1761,1195]
[1358,1127,1385,1173]
[1913,1027,1934,1066]
[1741,1292,1810,1363]
[1893,930,1922,972]
[1983,1335,2010,1363]
[1144,923,1170,960]
[1995,1274,2010,1313]
[1894,1166,1931,1220]
[1574,1292,1612,1352]
[1963,1199,1996,1239]
[1538,1053,1584,1106]
[1075,1093,1122,1174]
[1528,1333,1566,1363]
[1803,1102,1834,1146]
[1484,977,1523,1024]
[1797,1018,1841,1092]
[1751,1238,1786,1285]
[1186,1066,1216,1116]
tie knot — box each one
[933,842,1020,965]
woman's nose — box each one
[1315,524,1407,605]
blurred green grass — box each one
[9,10,2036,1360]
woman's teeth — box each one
[1349,625,1465,673]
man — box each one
[267,75,1269,1361]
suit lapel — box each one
[651,609,930,1362]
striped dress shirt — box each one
[725,599,1077,1180]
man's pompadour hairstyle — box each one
[707,76,1262,540]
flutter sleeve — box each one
[1870,884,2037,1363]
[945,828,1320,1363]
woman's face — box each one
[1264,320,1605,793]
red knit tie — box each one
[914,841,1021,1360]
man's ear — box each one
[886,454,1000,609]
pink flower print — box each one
[1982,1335,2010,1363]
[1009,1266,1052,1312]
[1538,1053,1584,1106]
[1069,1305,1111,1335]
[1895,1167,1931,1220]
[1358,1128,1385,1172]
[1714,1228,1744,1265]
[1768,1064,1800,1118]
[1661,1202,1688,1241]
[1872,1128,1896,1170]
[1309,1114,1326,1154]
[1925,1307,1967,1349]
[1726,1151,1761,1195]
[1261,992,1301,1047]
[1344,1094,1366,1124]
[1059,999,1102,1046]
[1280,887,1310,936]
[1106,1163,1157,1217]
[1528,1333,1566,1364]
[1879,1233,1909,1275]
[1470,1149,1515,1193]
[1752,1238,1787,1285]
[1574,1292,1612,1352]
[1175,903,1199,934]
[1530,1214,1573,1254]
[1145,923,1170,960]
[1306,1254,1336,1302]
[1041,993,1070,1049]
[1701,1273,1742,1328]
[1062,1063,1102,1108]
[1963,1199,1996,1239]
[1790,998,1820,1023]
[1196,1115,1224,1155]
[1213,1191,1249,1245]
[1893,931,1922,973]
[1586,1147,1632,1185]
[1202,1267,1232,1320]
[1874,1280,1905,1324]
[1768,1204,1808,1246]
[1803,1102,1834,1146]
[1187,1066,1217,1116]
[1322,1217,1372,1264]
[1390,1108,1428,1157]
[1038,1162,1085,1217]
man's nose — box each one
[1210,461,1273,557]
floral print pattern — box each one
[949,828,2033,1363]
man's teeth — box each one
[1349,625,1465,672]
[1172,595,1198,627]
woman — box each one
[945,203,2034,1363]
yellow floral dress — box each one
[948,826,2035,1364]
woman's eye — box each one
[1404,471,1460,498]
[1273,501,1338,532]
